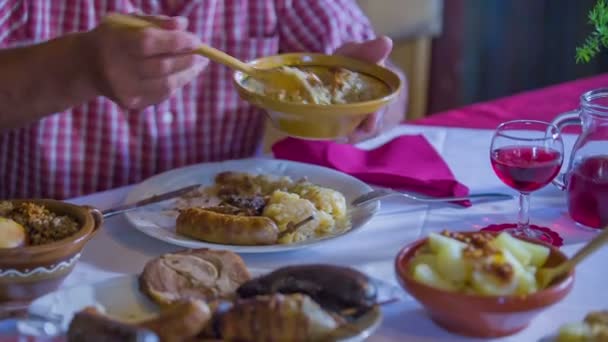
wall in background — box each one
[427,0,608,114]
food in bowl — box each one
[395,230,574,338]
[0,217,27,248]
[557,310,608,341]
[0,199,102,303]
[175,171,350,245]
[67,249,380,341]
[0,201,80,246]
[233,53,402,140]
[408,231,550,296]
[243,66,391,105]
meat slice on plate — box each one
[139,248,251,306]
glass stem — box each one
[518,192,530,229]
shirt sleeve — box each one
[276,0,376,54]
[0,0,27,47]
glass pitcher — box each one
[551,88,608,230]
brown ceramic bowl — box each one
[233,53,402,140]
[394,231,574,338]
[0,199,103,306]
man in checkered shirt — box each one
[0,0,407,199]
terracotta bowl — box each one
[0,199,103,306]
[233,53,402,140]
[394,231,574,338]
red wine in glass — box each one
[567,155,608,229]
[489,120,564,244]
[491,146,563,192]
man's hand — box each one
[333,36,399,143]
[84,14,208,110]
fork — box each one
[351,188,514,207]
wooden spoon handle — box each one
[104,13,256,76]
[104,13,155,29]
[193,45,255,75]
[558,226,608,273]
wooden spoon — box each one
[537,226,608,288]
[104,13,318,102]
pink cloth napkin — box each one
[272,135,471,206]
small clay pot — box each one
[394,231,574,338]
[0,199,103,306]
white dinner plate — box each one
[24,273,383,342]
[123,158,380,253]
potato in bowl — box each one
[395,230,574,338]
[408,231,551,296]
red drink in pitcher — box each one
[491,146,563,192]
[567,156,608,229]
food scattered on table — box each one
[175,171,350,245]
[244,66,390,105]
[557,310,608,341]
[0,201,80,246]
[408,231,551,296]
[139,249,251,306]
[68,248,379,341]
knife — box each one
[101,184,203,218]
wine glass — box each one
[490,120,564,243]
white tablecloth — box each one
[60,125,607,341]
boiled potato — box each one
[436,245,471,286]
[0,217,26,248]
[493,232,550,267]
[408,253,437,273]
[412,263,457,292]
[517,238,550,267]
[471,269,518,296]
[492,232,533,266]
[410,231,544,296]
[501,248,538,295]
[427,233,467,254]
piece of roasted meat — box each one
[139,299,212,342]
[139,249,251,306]
[211,293,341,342]
[67,307,159,342]
[237,264,377,319]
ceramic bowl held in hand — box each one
[394,231,574,338]
[233,53,402,140]
[0,200,103,307]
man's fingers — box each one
[335,36,393,64]
[128,28,201,57]
[139,54,208,79]
[358,112,379,134]
[134,62,206,108]
[131,14,189,30]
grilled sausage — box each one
[236,264,377,315]
[176,207,279,245]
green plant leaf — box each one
[576,0,608,63]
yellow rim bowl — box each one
[233,53,403,140]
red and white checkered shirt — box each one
[0,0,374,199]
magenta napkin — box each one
[272,135,471,206]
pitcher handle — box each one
[551,109,582,190]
